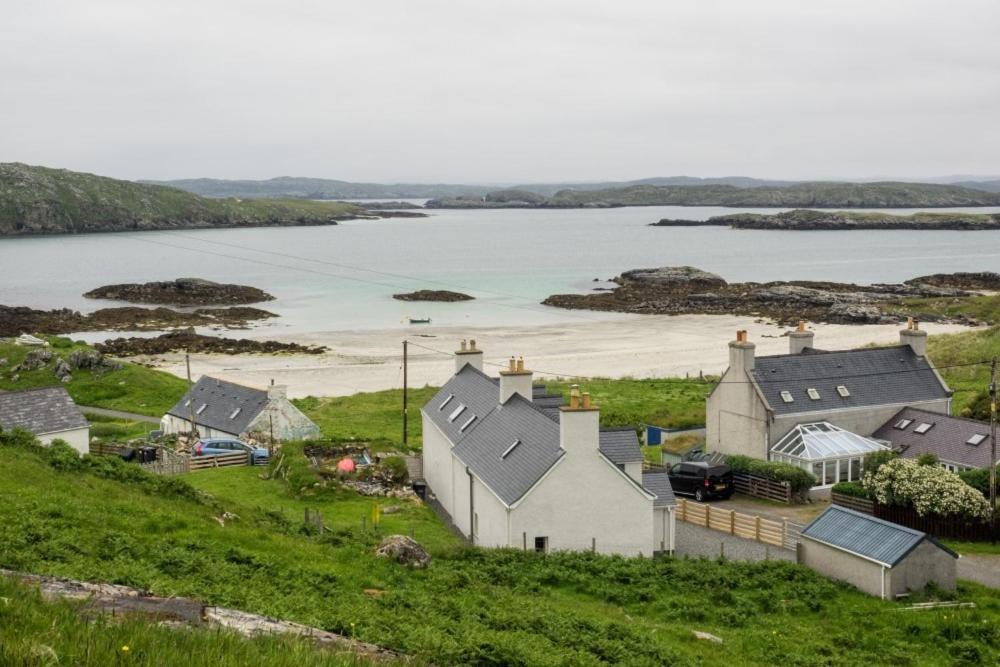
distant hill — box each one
[140,176,492,200]
[428,181,1000,209]
[0,163,366,236]
[512,176,797,197]
[953,180,1000,193]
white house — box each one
[421,340,676,556]
[0,386,90,455]
[161,376,320,442]
[706,320,952,486]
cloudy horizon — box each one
[2,0,998,183]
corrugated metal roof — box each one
[166,376,268,435]
[872,407,993,469]
[641,472,677,507]
[752,345,950,416]
[801,506,955,566]
[0,387,88,435]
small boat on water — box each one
[408,317,432,325]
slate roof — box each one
[166,376,268,435]
[872,407,993,469]
[801,506,956,566]
[599,428,643,464]
[0,387,88,435]
[424,365,500,445]
[641,472,677,507]
[751,345,950,416]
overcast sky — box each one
[2,0,998,183]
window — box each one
[967,433,987,446]
[780,391,794,404]
[229,408,241,419]
[184,399,192,407]
[893,419,913,430]
[534,536,548,553]
[838,459,850,483]
[448,404,466,422]
[836,385,850,397]
[850,458,861,482]
[439,394,454,411]
[913,422,933,434]
[196,404,207,414]
[807,388,820,400]
[500,439,521,459]
[459,415,477,432]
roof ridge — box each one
[892,406,990,428]
[816,504,926,538]
[758,344,911,361]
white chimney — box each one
[900,317,928,357]
[267,384,288,401]
[499,356,533,403]
[789,321,815,354]
[559,385,599,453]
[728,330,755,372]
[454,338,484,373]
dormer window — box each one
[836,385,850,398]
[913,422,933,434]
[501,439,521,459]
[448,404,466,423]
[807,388,820,400]
[780,391,794,404]
[439,394,454,411]
[893,419,913,430]
[460,415,477,432]
[966,433,987,446]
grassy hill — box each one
[0,163,364,236]
[142,176,491,200]
[2,432,998,665]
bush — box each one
[863,450,899,477]
[864,458,992,521]
[958,466,1000,497]
[44,439,84,471]
[725,455,816,493]
[831,481,870,499]
[380,456,409,485]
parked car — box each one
[668,461,734,501]
[193,438,269,465]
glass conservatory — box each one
[770,422,889,488]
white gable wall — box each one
[706,366,770,459]
[39,427,90,456]
[421,414,455,514]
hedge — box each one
[831,481,870,499]
[725,455,816,493]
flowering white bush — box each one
[863,458,992,521]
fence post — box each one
[782,518,788,547]
[705,504,711,528]
[730,510,736,535]
[591,537,596,553]
[755,516,761,541]
[679,499,687,522]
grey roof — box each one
[801,506,956,566]
[873,407,994,469]
[641,472,677,507]
[166,376,268,435]
[752,345,950,416]
[0,387,88,435]
[424,365,499,445]
[451,393,563,505]
[599,428,643,464]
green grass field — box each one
[928,326,1000,414]
[2,434,998,666]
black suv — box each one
[667,461,734,501]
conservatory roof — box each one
[771,422,889,461]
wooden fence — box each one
[87,442,250,475]
[829,491,875,515]
[677,498,800,550]
[89,442,126,457]
[831,493,999,541]
[187,452,250,471]
[732,472,792,504]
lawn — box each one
[86,413,158,441]
[928,326,1000,415]
[2,435,998,666]
[0,337,187,416]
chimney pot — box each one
[797,320,805,332]
[581,392,591,409]
[516,357,525,372]
[469,339,476,350]
[508,357,516,372]
[569,384,581,409]
[460,339,467,351]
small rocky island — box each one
[543,266,1000,325]
[392,290,474,302]
[84,278,274,305]
[652,209,1000,231]
[96,330,327,356]
[0,304,276,337]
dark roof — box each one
[166,376,268,435]
[801,506,957,566]
[751,345,949,416]
[452,393,564,505]
[873,407,993,469]
[424,365,499,445]
[641,472,677,507]
[599,428,643,464]
[0,387,88,435]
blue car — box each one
[193,438,270,465]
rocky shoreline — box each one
[84,278,274,306]
[392,290,474,302]
[652,209,1000,231]
[95,331,327,356]
[0,304,276,337]
[542,266,998,325]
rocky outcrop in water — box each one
[0,304,276,337]
[95,331,327,356]
[905,272,1000,291]
[392,290,474,302]
[84,278,274,306]
[653,209,1000,230]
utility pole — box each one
[990,358,997,519]
[185,351,198,438]
[402,340,408,447]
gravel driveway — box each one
[674,522,795,562]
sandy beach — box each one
[146,315,973,398]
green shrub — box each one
[48,336,74,348]
[916,452,940,466]
[831,481,870,499]
[725,455,816,493]
[44,439,85,471]
[380,455,409,485]
[958,466,1000,497]
[863,449,899,477]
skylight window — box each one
[780,391,794,404]
[807,388,820,400]
[459,415,477,432]
[893,419,913,430]
[439,394,454,411]
[184,399,192,407]
[448,404,466,423]
[501,439,521,459]
[913,422,933,434]
[229,408,242,419]
[967,433,987,446]
[836,385,850,398]
[196,404,207,414]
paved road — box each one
[957,554,1000,589]
[674,522,795,563]
[80,406,160,424]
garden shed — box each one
[770,422,889,488]
[799,506,957,599]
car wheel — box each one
[694,489,705,502]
